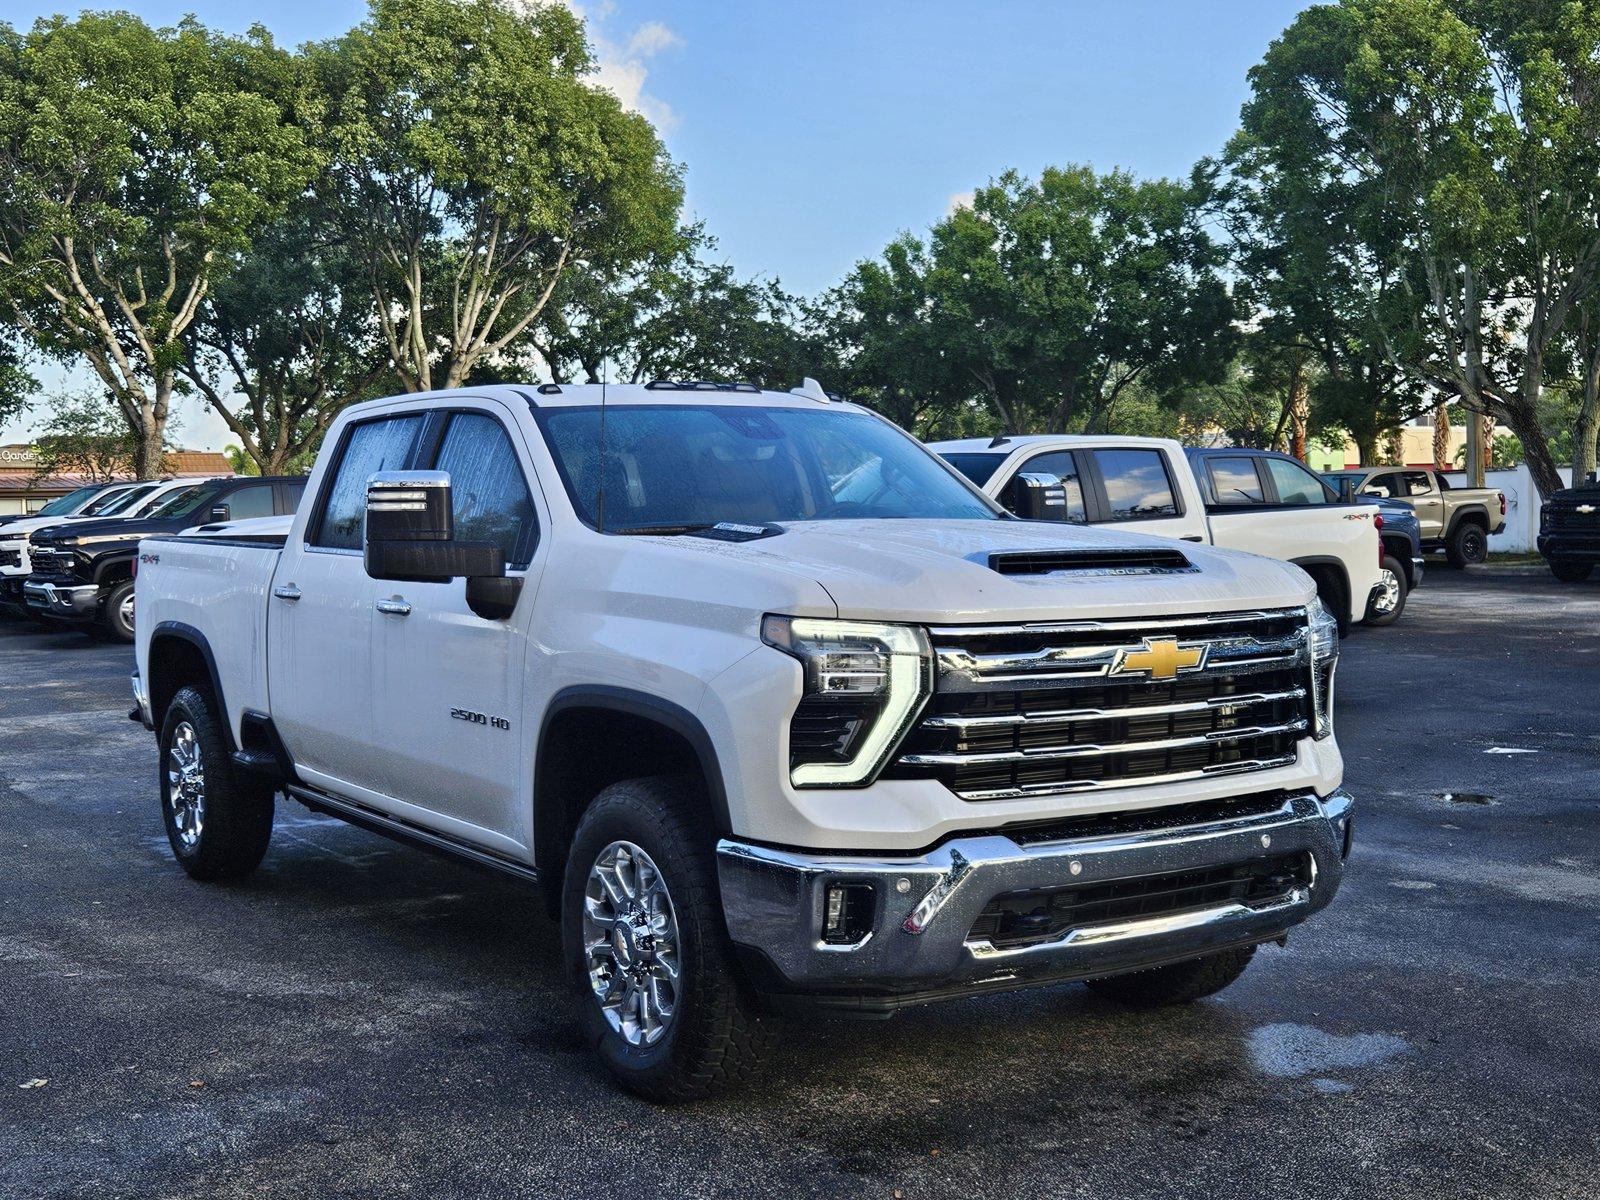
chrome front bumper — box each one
[717,789,1353,1011]
[23,580,98,618]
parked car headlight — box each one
[1307,597,1339,740]
[762,615,932,787]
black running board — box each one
[285,784,540,886]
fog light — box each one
[822,882,876,945]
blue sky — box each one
[0,0,1308,447]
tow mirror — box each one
[1008,472,1069,520]
[363,471,522,619]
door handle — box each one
[273,584,301,602]
[375,598,412,617]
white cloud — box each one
[946,190,975,215]
[531,1,682,131]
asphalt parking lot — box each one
[2,569,1597,1199]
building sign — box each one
[0,445,40,467]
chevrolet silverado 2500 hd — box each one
[0,480,168,615]
[934,436,1384,632]
[133,382,1353,1100]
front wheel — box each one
[562,776,770,1102]
[1363,555,1407,626]
[100,578,136,643]
[159,685,275,880]
[1085,945,1256,1007]
[1446,521,1489,567]
[1549,558,1595,583]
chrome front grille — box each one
[891,608,1311,801]
[28,547,73,576]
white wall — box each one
[1441,465,1574,554]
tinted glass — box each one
[1361,473,1400,498]
[38,486,99,516]
[1265,458,1331,506]
[222,484,275,521]
[1401,470,1434,495]
[96,483,161,516]
[942,452,1008,486]
[1091,449,1179,520]
[433,412,538,568]
[1208,457,1266,504]
[313,415,426,549]
[539,405,997,529]
[145,485,215,519]
[1012,451,1087,523]
[81,485,139,515]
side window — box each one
[1206,457,1266,505]
[1362,473,1398,499]
[277,479,307,514]
[1264,458,1331,506]
[311,415,426,550]
[432,411,538,569]
[1010,451,1087,523]
[1090,449,1180,521]
[222,485,275,521]
[1401,470,1434,496]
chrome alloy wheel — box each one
[166,721,206,848]
[117,589,135,633]
[1373,567,1401,615]
[582,840,681,1047]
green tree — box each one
[0,14,316,477]
[0,333,33,428]
[25,389,156,484]
[925,166,1238,434]
[1240,0,1600,499]
[317,0,683,393]
[181,208,392,475]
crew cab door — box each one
[994,446,1206,542]
[1398,470,1445,539]
[366,405,543,854]
[268,411,428,798]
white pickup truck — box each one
[133,382,1353,1100]
[932,435,1385,632]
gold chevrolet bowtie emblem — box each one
[1112,636,1208,680]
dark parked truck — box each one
[25,475,305,642]
[1538,476,1600,582]
[1321,466,1505,566]
[132,382,1354,1101]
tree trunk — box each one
[1289,364,1309,461]
[1384,427,1404,466]
[1491,392,1563,498]
[1576,391,1599,487]
[1432,400,1450,471]
[1355,432,1378,464]
[1480,414,1496,473]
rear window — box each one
[1090,449,1180,521]
[941,452,1008,487]
[1207,457,1266,505]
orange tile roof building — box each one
[0,444,237,516]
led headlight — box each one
[1306,597,1339,740]
[762,615,932,787]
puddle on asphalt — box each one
[1434,791,1496,805]
[1247,1023,1410,1081]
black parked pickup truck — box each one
[24,475,306,641]
[1538,475,1600,582]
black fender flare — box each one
[91,549,136,588]
[537,684,733,836]
[1443,504,1490,541]
[1289,555,1353,623]
[146,621,235,749]
[1378,535,1417,586]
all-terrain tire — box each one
[562,775,771,1102]
[1362,554,1408,626]
[159,685,275,881]
[1446,520,1489,567]
[1549,558,1595,583]
[1085,945,1256,1007]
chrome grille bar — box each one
[921,687,1306,732]
[957,755,1301,801]
[937,634,1305,688]
[900,719,1308,768]
[926,607,1306,639]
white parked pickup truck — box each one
[133,382,1353,1100]
[932,435,1385,632]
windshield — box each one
[940,451,1009,487]
[94,482,160,516]
[80,485,139,516]
[1321,472,1363,489]
[144,484,218,520]
[537,404,999,530]
[38,486,101,516]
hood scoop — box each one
[987,547,1198,578]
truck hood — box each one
[647,518,1316,624]
[29,513,182,546]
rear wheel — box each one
[159,685,275,880]
[1549,558,1595,583]
[1446,520,1489,567]
[1085,946,1256,1007]
[1362,555,1407,626]
[562,776,770,1102]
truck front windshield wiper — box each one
[608,523,718,536]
